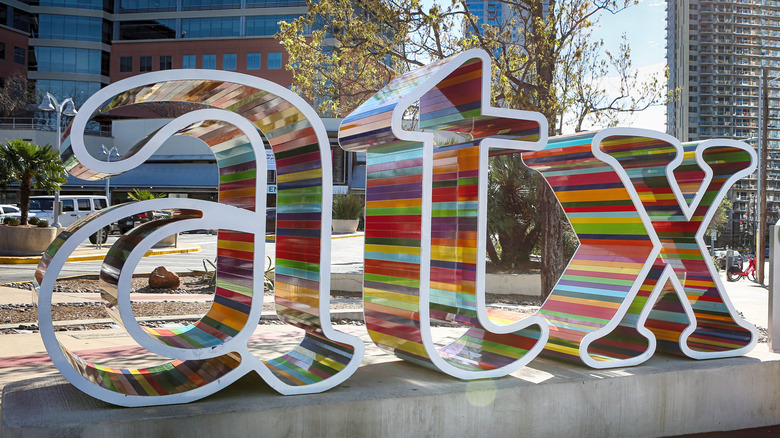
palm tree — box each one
[0,139,66,225]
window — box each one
[223,53,236,70]
[33,47,109,75]
[119,20,176,40]
[120,56,133,72]
[268,52,282,69]
[202,54,216,69]
[35,14,108,43]
[93,198,107,210]
[62,200,75,213]
[245,15,302,36]
[159,55,172,70]
[139,55,152,72]
[247,52,261,70]
[77,199,90,211]
[183,0,240,10]
[0,42,4,60]
[181,17,240,38]
[13,47,24,65]
[120,0,177,12]
[182,54,196,68]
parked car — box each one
[0,204,35,221]
[29,195,111,244]
[118,210,172,234]
[714,249,743,271]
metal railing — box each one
[0,117,112,137]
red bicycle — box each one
[727,256,757,282]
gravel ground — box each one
[1,275,766,344]
[0,274,544,335]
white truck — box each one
[29,195,112,244]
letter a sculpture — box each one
[36,49,756,406]
[35,71,364,406]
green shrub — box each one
[27,217,39,225]
[36,219,49,228]
[3,217,19,226]
[333,192,364,220]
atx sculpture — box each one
[34,49,756,406]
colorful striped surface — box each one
[32,52,760,405]
[340,50,550,378]
[522,132,657,364]
[34,72,363,406]
[599,136,755,357]
[521,130,756,366]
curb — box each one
[0,245,201,265]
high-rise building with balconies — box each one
[667,0,780,248]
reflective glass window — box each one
[37,0,111,12]
[181,17,240,38]
[245,0,306,7]
[246,15,301,37]
[120,56,132,72]
[159,55,172,70]
[203,54,216,69]
[247,52,261,70]
[182,54,196,68]
[13,9,30,32]
[13,47,24,65]
[32,47,106,75]
[35,80,103,133]
[34,15,106,43]
[139,56,152,72]
[119,0,176,12]
[182,0,240,10]
[119,20,176,40]
[0,43,5,60]
[223,53,236,70]
[268,52,282,69]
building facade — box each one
[667,0,780,248]
[0,0,304,105]
[0,1,366,204]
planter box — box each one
[0,225,58,256]
[332,219,359,233]
[152,233,178,248]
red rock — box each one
[149,266,180,289]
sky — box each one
[578,0,669,132]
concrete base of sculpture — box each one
[3,348,779,437]
[0,225,57,256]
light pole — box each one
[38,93,77,228]
[757,70,780,284]
[100,145,120,205]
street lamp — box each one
[757,70,780,284]
[99,145,120,205]
[38,93,77,228]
